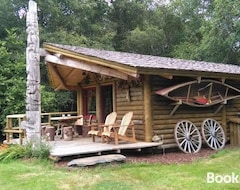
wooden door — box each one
[101,85,113,122]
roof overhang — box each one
[43,43,240,90]
[44,44,139,90]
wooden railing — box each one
[4,111,78,144]
[40,111,78,125]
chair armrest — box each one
[112,124,134,128]
[100,124,118,133]
[112,125,120,128]
[99,123,115,128]
[88,123,99,126]
[88,123,99,130]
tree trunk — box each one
[25,0,41,144]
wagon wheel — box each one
[201,118,225,150]
[174,120,202,153]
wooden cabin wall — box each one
[79,74,146,140]
[150,75,238,149]
[79,74,240,147]
[115,80,145,141]
[224,80,240,120]
[225,98,240,140]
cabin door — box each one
[101,85,113,122]
[83,87,96,119]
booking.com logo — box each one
[207,172,240,184]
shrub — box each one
[0,141,51,162]
[25,141,51,159]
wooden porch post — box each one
[77,87,83,115]
[25,0,41,143]
[143,75,153,142]
[112,82,117,112]
[96,85,102,123]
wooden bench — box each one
[4,114,26,145]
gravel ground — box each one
[124,147,217,164]
[55,145,228,167]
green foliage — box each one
[209,149,230,158]
[0,0,25,38]
[0,29,26,127]
[0,144,25,161]
[171,0,240,63]
[172,41,201,60]
[0,142,51,162]
[109,0,148,51]
[0,28,74,128]
[40,28,90,46]
[36,0,112,46]
[40,85,58,113]
[170,0,206,59]
[197,0,240,63]
[123,26,167,55]
[0,0,239,132]
[55,90,77,111]
[24,142,51,159]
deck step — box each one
[67,154,126,167]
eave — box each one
[44,44,139,78]
[43,43,240,90]
[137,67,240,81]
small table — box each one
[50,115,82,138]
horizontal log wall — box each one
[225,98,240,143]
[151,76,240,149]
[82,74,240,148]
[115,83,145,141]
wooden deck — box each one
[3,137,163,159]
[49,137,163,158]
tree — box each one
[1,0,239,137]
[0,0,26,39]
[123,26,167,55]
[171,0,240,64]
[0,29,60,129]
[0,29,26,126]
[123,5,183,56]
[197,0,240,63]
[109,0,147,51]
[170,0,207,59]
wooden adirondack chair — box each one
[102,112,137,145]
[88,112,117,142]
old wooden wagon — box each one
[43,43,240,153]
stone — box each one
[67,154,126,167]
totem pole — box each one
[25,0,41,144]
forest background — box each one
[0,0,239,138]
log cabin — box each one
[43,43,240,151]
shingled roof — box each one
[44,43,240,76]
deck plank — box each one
[4,137,163,158]
[50,137,163,157]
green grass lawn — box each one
[0,148,239,190]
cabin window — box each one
[83,88,96,116]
